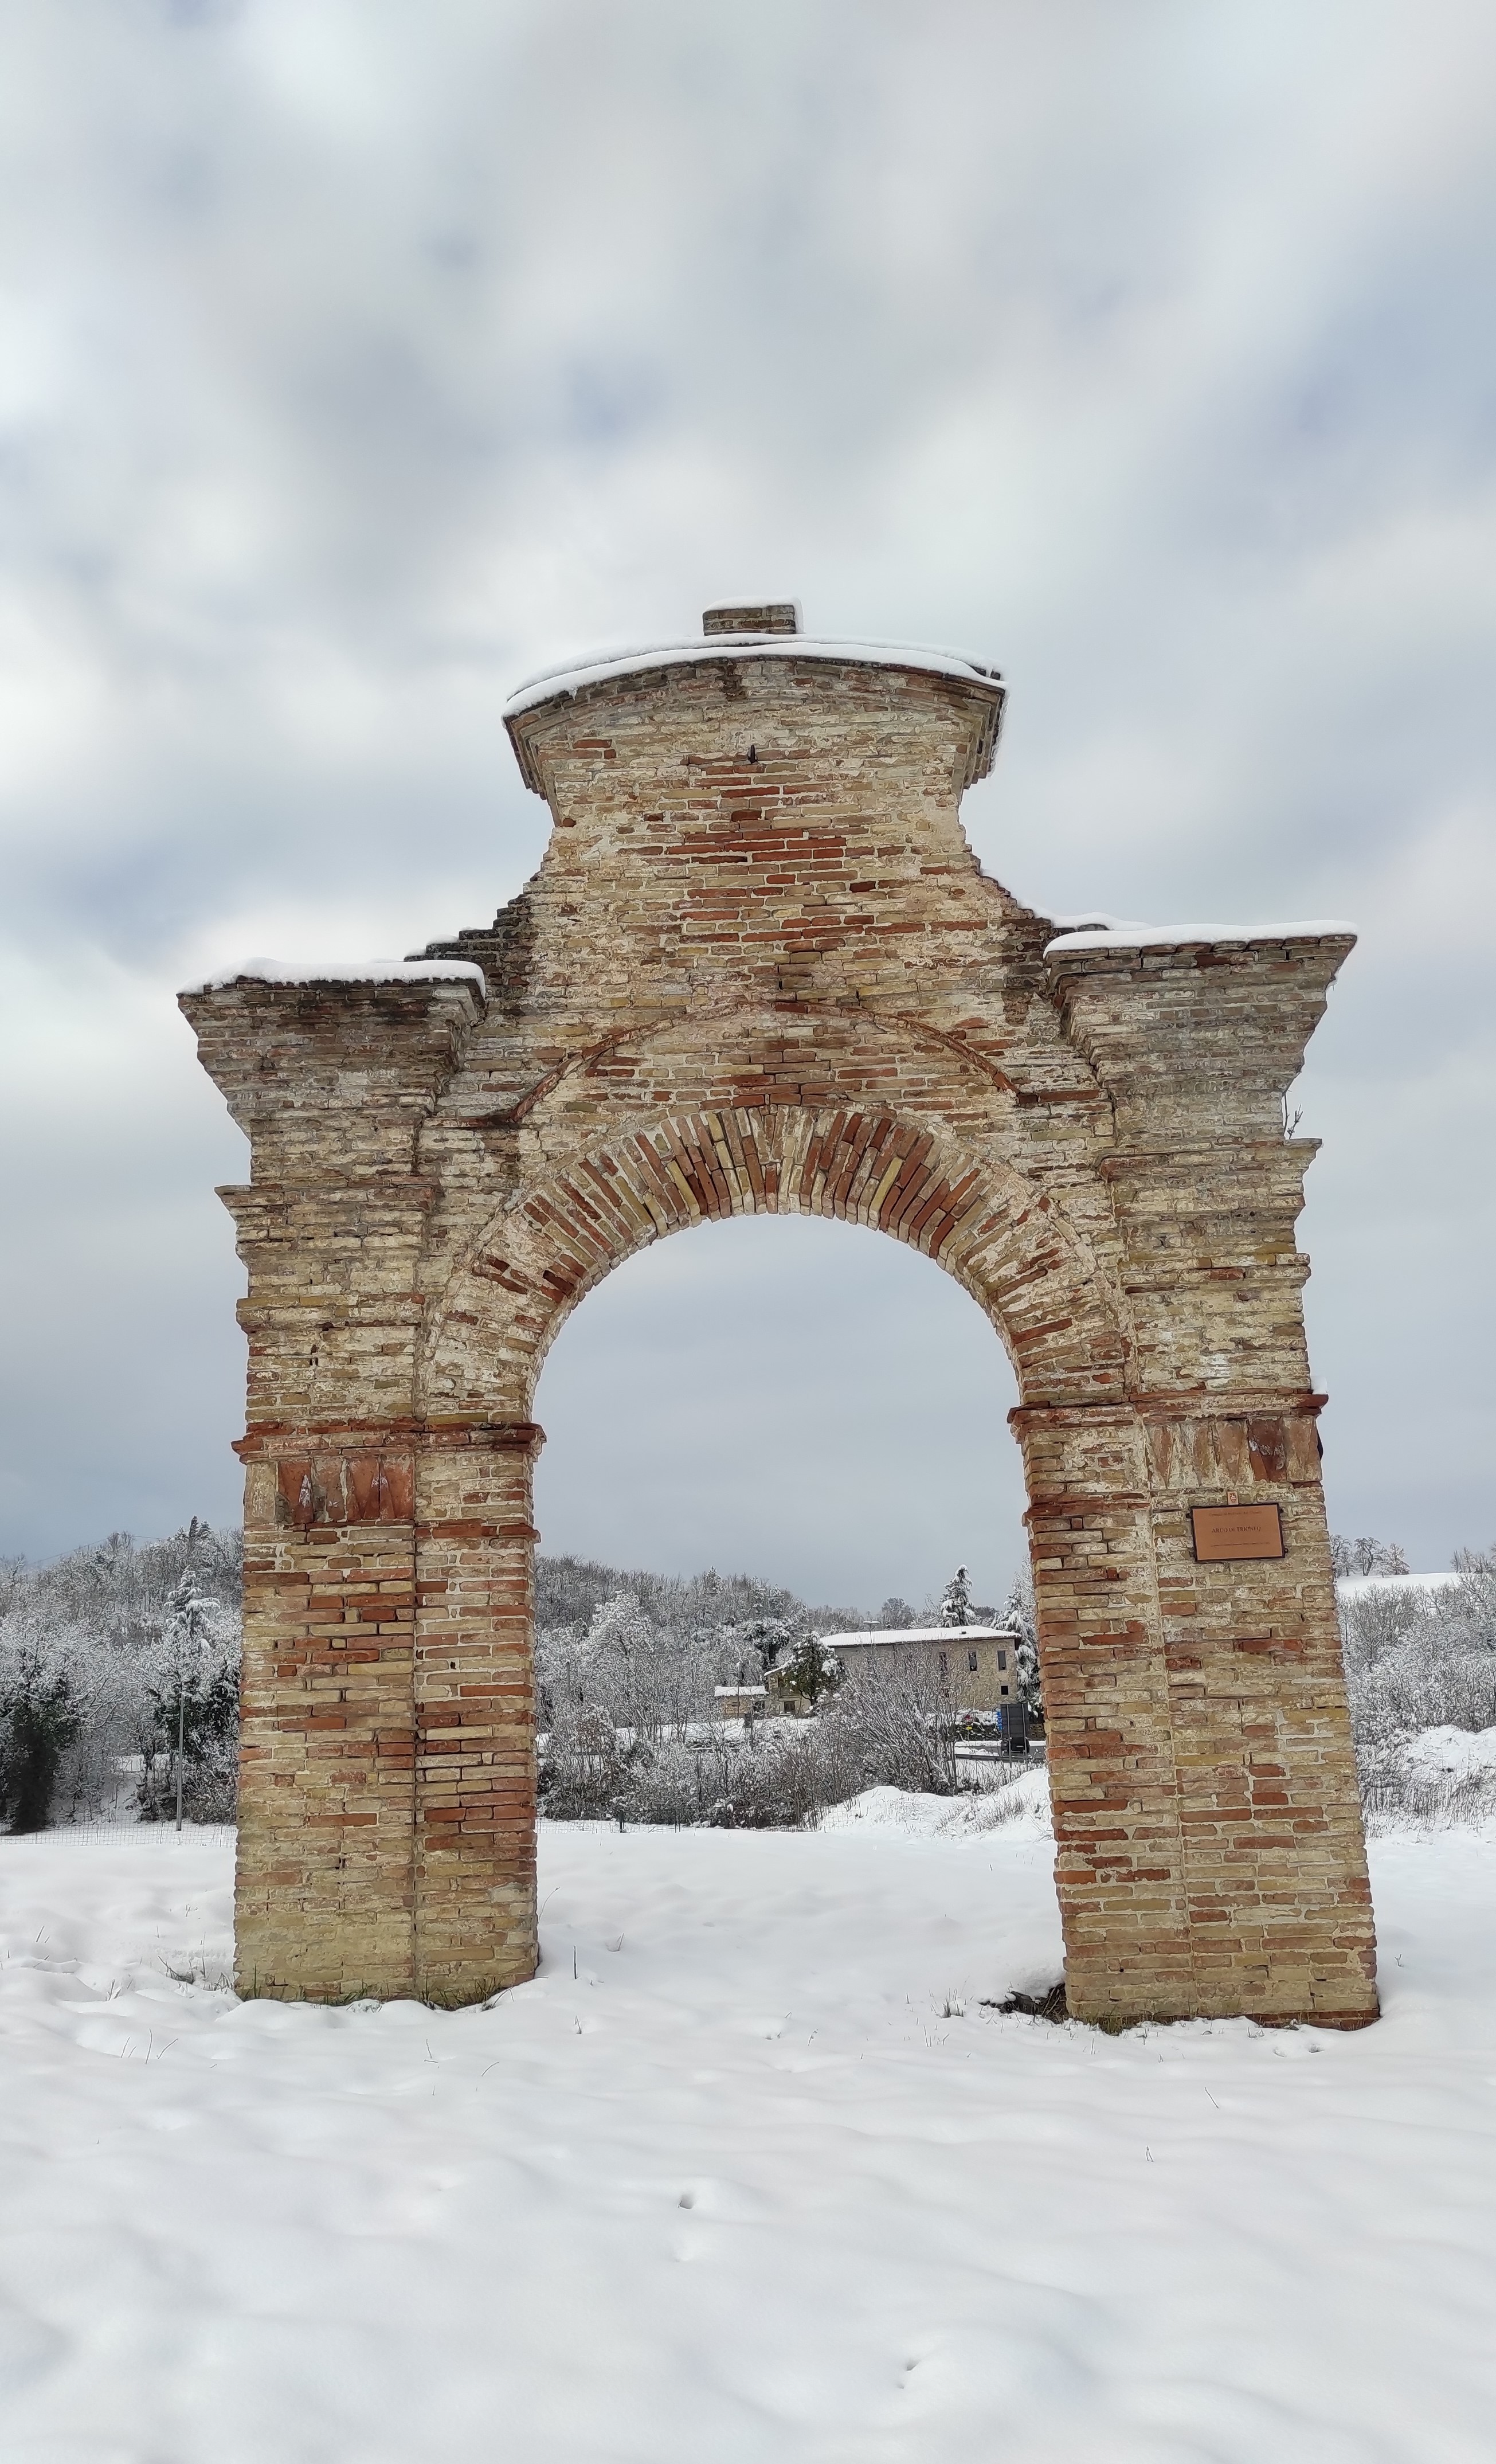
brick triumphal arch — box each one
[182,599,1378,2027]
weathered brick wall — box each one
[182,611,1377,2025]
[412,1421,541,2001]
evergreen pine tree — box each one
[939,1565,974,1627]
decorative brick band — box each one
[275,1454,414,1528]
[244,1422,546,1532]
[418,1419,546,1452]
[237,1417,545,1458]
[1011,1390,1326,1426]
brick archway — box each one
[429,1098,1129,1410]
[183,601,1378,2026]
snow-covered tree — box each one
[1002,1567,1044,1718]
[0,1622,83,1832]
[774,1634,843,1710]
[1340,1544,1496,1767]
[573,1591,696,1743]
[938,1565,974,1627]
[1330,1535,1410,1578]
[0,1522,241,1831]
[138,1544,240,1824]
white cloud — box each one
[1,0,1492,1572]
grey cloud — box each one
[1,0,1492,1577]
[532,1215,1023,1612]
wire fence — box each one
[0,1819,237,1855]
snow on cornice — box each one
[503,634,1005,719]
[1044,918,1358,958]
[181,956,487,995]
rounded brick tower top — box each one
[502,600,1007,804]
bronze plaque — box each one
[1190,1503,1284,1563]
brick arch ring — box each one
[424,1101,1132,1418]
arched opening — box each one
[411,1100,1146,1992]
[529,1207,1040,1830]
[531,1210,1024,1610]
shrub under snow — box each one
[1338,1544,1496,1824]
[0,1524,241,1831]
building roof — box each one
[818,1625,1020,1651]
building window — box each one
[997,1650,1007,1670]
[968,1649,978,1673]
[1001,1684,1009,1696]
[939,1652,948,1677]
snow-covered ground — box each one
[3,1786,1496,2463]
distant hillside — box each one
[534,1552,879,1643]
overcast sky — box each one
[2,0,1492,1602]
